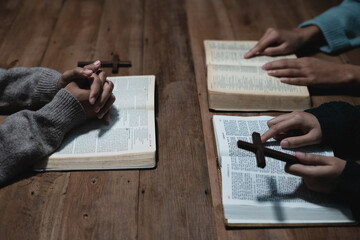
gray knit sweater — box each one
[0,67,86,184]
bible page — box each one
[51,75,156,158]
[207,64,307,95]
[213,115,354,224]
[204,40,295,66]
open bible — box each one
[212,115,355,227]
[204,40,311,111]
[34,75,156,171]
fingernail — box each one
[296,152,305,159]
[267,70,275,75]
[94,106,100,113]
[97,112,104,119]
[281,140,289,148]
[90,97,96,105]
[94,60,101,66]
[262,64,267,70]
[280,77,288,82]
[83,69,92,75]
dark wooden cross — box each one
[237,132,300,168]
[77,54,131,74]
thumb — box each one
[83,60,101,72]
[284,152,328,178]
[295,152,328,165]
[59,68,93,88]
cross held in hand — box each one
[237,132,300,168]
[78,54,131,74]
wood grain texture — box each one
[0,0,360,239]
[138,0,217,239]
[187,0,360,239]
[0,0,63,68]
[42,0,140,239]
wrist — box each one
[342,65,360,86]
[298,25,323,46]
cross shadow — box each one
[256,177,287,221]
[256,177,318,222]
[256,176,354,223]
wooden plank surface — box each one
[0,0,359,239]
[42,0,140,239]
[138,0,217,239]
[186,0,360,239]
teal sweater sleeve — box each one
[299,0,360,53]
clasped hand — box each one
[58,61,115,122]
[261,112,346,194]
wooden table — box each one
[0,0,359,239]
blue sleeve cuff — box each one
[298,0,360,53]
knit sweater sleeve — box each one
[305,101,360,217]
[298,0,360,53]
[0,67,61,113]
[0,89,85,184]
[305,101,360,158]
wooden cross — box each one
[237,132,300,168]
[77,54,131,74]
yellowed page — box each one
[35,75,156,170]
[204,40,295,66]
[207,64,308,96]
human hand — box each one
[263,57,358,87]
[286,152,346,194]
[244,26,321,58]
[58,60,112,105]
[261,112,322,149]
[65,81,115,122]
[58,61,115,121]
[58,61,101,101]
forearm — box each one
[0,89,85,184]
[0,67,61,113]
[296,25,325,48]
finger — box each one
[267,69,305,78]
[272,130,301,141]
[94,80,114,113]
[266,113,295,128]
[261,41,292,56]
[59,68,93,88]
[279,77,310,86]
[89,71,106,105]
[97,94,116,120]
[285,152,329,177]
[244,32,278,58]
[261,116,302,143]
[83,60,101,73]
[262,59,302,70]
[103,111,111,123]
[279,130,319,149]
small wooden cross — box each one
[237,132,300,168]
[78,54,131,74]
